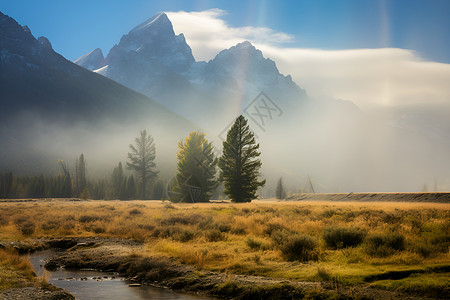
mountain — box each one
[75,13,305,129]
[0,11,199,173]
[74,12,450,192]
[73,48,104,71]
[187,41,305,101]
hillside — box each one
[0,11,199,173]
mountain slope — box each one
[0,11,199,173]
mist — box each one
[1,8,449,197]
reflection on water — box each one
[28,249,210,300]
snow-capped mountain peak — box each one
[73,48,104,71]
[114,12,195,72]
[195,40,305,100]
[128,12,171,35]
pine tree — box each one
[58,160,72,198]
[119,176,128,200]
[90,178,106,200]
[126,175,136,200]
[75,154,87,197]
[151,178,166,200]
[127,130,159,199]
[174,132,218,202]
[0,172,13,199]
[275,177,287,199]
[111,162,124,199]
[218,115,265,203]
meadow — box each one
[0,199,448,298]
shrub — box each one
[323,226,366,249]
[365,233,405,257]
[272,231,318,262]
[41,220,60,231]
[263,222,287,236]
[321,209,336,218]
[415,243,432,258]
[19,222,35,236]
[317,266,332,281]
[161,214,204,226]
[421,222,450,253]
[79,215,101,223]
[84,225,106,234]
[129,208,142,215]
[215,222,231,233]
[206,229,224,242]
[246,237,264,250]
[0,214,9,226]
[177,230,195,242]
[230,225,247,235]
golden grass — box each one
[0,199,448,291]
[0,248,35,291]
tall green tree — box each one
[58,160,72,198]
[275,177,287,199]
[127,130,158,199]
[126,175,136,200]
[119,176,128,200]
[111,162,124,199]
[218,115,265,203]
[174,132,218,202]
[75,154,87,197]
[0,172,13,199]
[151,178,166,200]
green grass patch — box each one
[370,273,450,299]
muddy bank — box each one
[287,192,450,203]
[0,287,74,300]
[34,238,432,300]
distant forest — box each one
[0,116,289,202]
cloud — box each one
[167,9,294,62]
[260,46,450,109]
[167,9,450,111]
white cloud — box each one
[260,46,450,109]
[167,9,450,111]
[167,9,294,62]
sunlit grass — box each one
[0,199,448,295]
[0,248,35,291]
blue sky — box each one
[1,0,450,63]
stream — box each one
[28,249,211,300]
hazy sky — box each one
[2,0,450,63]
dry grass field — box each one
[0,198,449,298]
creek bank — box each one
[37,237,432,300]
[1,237,437,299]
[0,287,74,300]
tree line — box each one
[0,115,289,202]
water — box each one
[28,249,211,300]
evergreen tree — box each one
[36,175,45,198]
[119,176,128,200]
[75,154,87,197]
[174,132,218,202]
[126,175,136,200]
[151,178,166,200]
[218,115,265,203]
[275,177,287,199]
[58,160,72,198]
[90,178,106,200]
[127,130,158,199]
[111,162,124,199]
[0,172,13,199]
